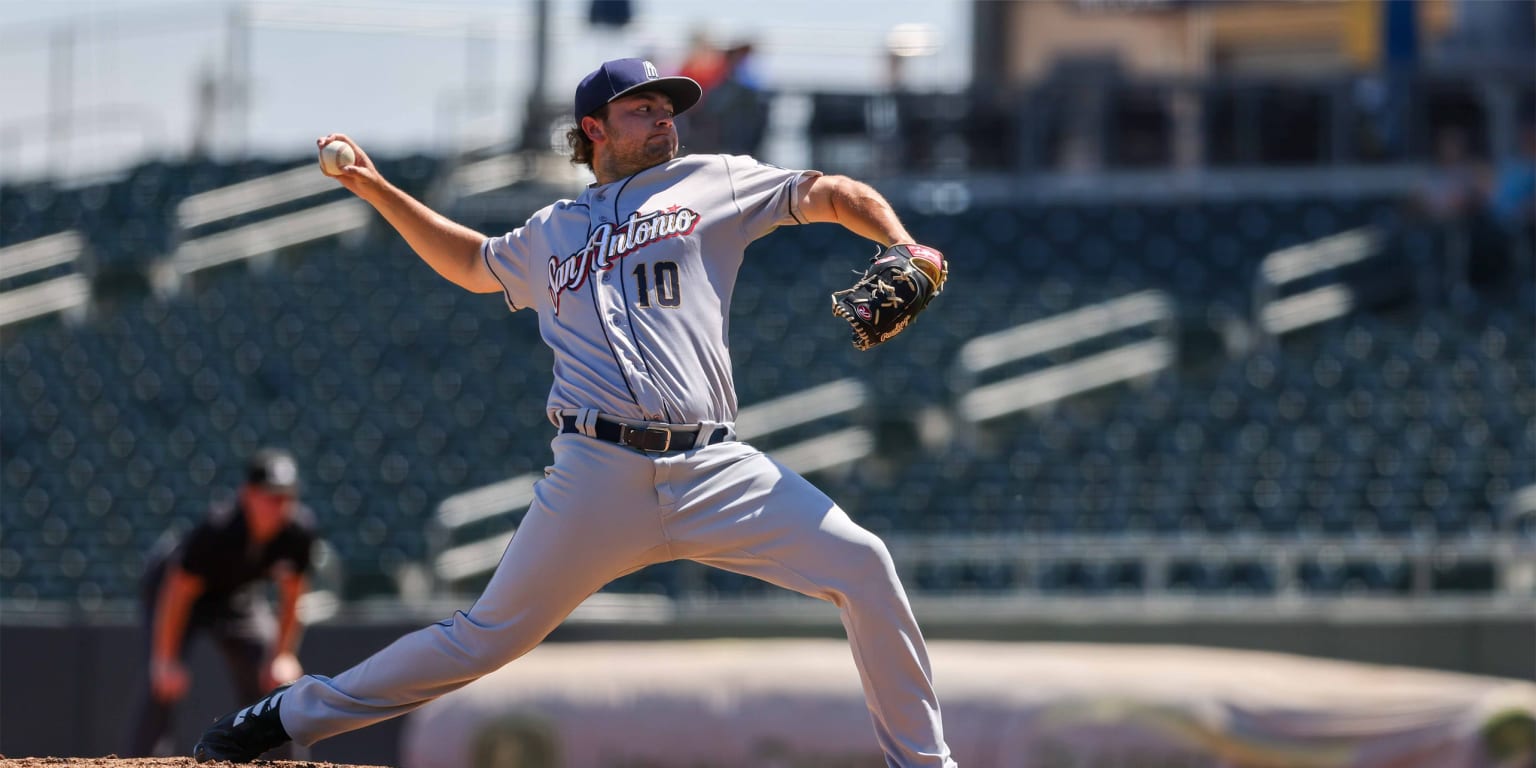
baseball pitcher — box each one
[194,58,954,767]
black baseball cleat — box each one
[192,684,294,762]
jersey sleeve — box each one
[722,155,823,242]
[482,224,540,312]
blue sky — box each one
[0,0,972,182]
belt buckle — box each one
[622,424,672,453]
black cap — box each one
[246,448,300,495]
[573,58,702,120]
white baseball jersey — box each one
[262,152,958,767]
[481,154,820,425]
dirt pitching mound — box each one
[0,759,387,768]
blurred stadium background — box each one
[1,0,1534,766]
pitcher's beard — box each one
[609,139,676,178]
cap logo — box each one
[643,60,659,79]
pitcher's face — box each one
[589,91,679,177]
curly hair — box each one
[565,105,609,170]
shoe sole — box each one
[193,741,236,763]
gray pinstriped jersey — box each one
[482,154,821,425]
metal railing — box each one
[885,532,1536,599]
[1253,226,1382,341]
[951,290,1177,423]
[0,231,89,327]
[154,163,368,293]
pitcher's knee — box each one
[855,533,898,576]
[822,532,902,599]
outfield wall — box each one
[2,607,1531,765]
[402,640,1536,768]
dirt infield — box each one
[0,759,387,768]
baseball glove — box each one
[831,243,947,350]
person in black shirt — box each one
[128,448,318,757]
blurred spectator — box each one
[1483,121,1536,287]
[1398,127,1489,307]
[127,448,317,758]
[686,41,772,157]
[722,41,767,93]
[1487,122,1536,232]
[678,30,728,93]
[1402,122,1534,305]
[1413,128,1485,222]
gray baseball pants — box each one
[279,433,955,767]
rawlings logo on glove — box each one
[831,243,947,351]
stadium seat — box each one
[5,178,1534,600]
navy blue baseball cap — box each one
[574,58,702,120]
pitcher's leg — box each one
[670,446,955,767]
[280,436,671,745]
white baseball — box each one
[319,140,356,175]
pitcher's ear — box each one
[582,116,605,142]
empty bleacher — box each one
[1,155,1532,607]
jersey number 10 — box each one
[632,261,681,308]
